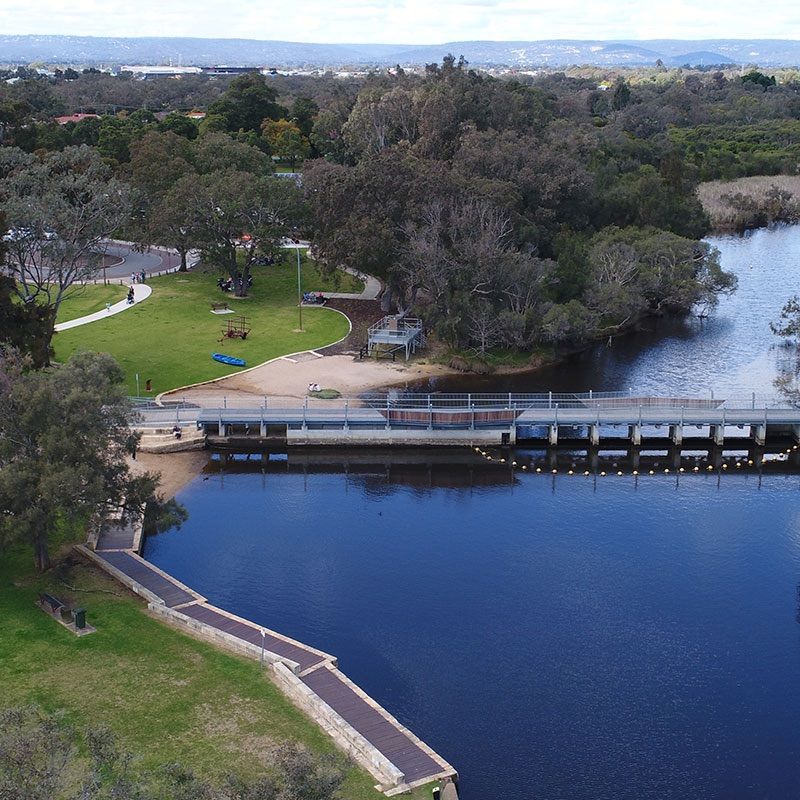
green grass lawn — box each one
[53,255,362,396]
[56,284,128,323]
[0,542,434,798]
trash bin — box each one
[73,608,86,630]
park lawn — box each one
[56,284,127,323]
[0,541,435,799]
[53,256,360,396]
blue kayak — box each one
[212,353,246,367]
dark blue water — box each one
[146,226,800,799]
[147,468,800,799]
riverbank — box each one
[130,450,208,500]
[163,353,459,407]
[697,175,800,232]
[0,541,392,800]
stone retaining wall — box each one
[272,662,405,791]
[147,603,302,674]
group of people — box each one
[307,383,321,393]
[217,273,254,293]
[302,291,326,305]
[130,270,147,284]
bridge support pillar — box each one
[669,447,681,470]
[748,446,764,469]
[793,424,800,443]
[669,425,683,447]
[710,424,724,446]
[589,424,600,446]
[751,424,766,446]
[260,421,267,437]
[218,423,226,436]
[628,424,642,446]
[628,447,640,472]
[548,425,558,446]
[709,446,723,469]
[589,448,599,473]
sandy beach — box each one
[130,450,209,500]
[162,352,456,407]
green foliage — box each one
[669,120,800,180]
[0,351,154,571]
[207,73,287,134]
[741,70,776,88]
[770,295,800,340]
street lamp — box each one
[294,237,303,331]
[260,628,266,665]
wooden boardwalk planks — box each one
[96,520,138,551]
[301,666,443,784]
[179,603,329,673]
[95,550,197,607]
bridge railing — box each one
[360,391,793,410]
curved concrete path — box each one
[326,267,382,300]
[55,284,151,332]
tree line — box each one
[15,61,800,361]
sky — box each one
[1,0,800,44]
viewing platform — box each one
[366,316,425,360]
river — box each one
[145,225,800,800]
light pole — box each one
[294,238,303,331]
[260,628,266,665]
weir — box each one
[181,392,800,451]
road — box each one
[99,242,181,281]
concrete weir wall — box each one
[288,428,513,446]
[272,662,405,790]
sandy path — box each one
[163,353,454,407]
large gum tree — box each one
[0,145,134,364]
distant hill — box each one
[0,35,798,68]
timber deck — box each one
[95,520,139,551]
[81,525,456,793]
[301,664,445,785]
[179,602,331,674]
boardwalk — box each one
[81,518,456,793]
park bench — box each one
[39,592,70,620]
[211,301,229,312]
[38,592,90,633]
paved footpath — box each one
[54,284,151,332]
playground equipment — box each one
[222,316,251,340]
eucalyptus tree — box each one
[0,351,154,572]
[192,171,305,296]
[0,145,134,362]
